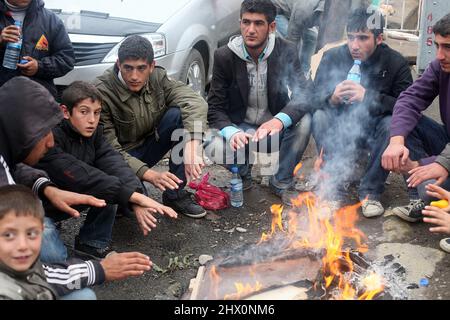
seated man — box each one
[94,35,208,219]
[382,14,450,247]
[37,82,177,260]
[206,0,312,205]
[271,0,325,77]
[312,7,412,217]
[0,185,152,300]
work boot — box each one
[163,190,206,219]
[393,199,425,222]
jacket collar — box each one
[0,259,41,280]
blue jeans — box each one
[128,107,186,200]
[275,14,318,75]
[312,109,391,200]
[205,114,312,190]
[406,115,450,202]
[41,205,117,263]
[60,289,97,300]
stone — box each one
[236,227,248,233]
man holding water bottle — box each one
[0,0,74,98]
[311,6,412,218]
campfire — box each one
[185,162,393,300]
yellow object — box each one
[430,200,449,209]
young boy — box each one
[0,185,152,300]
[37,81,177,260]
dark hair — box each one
[0,185,44,222]
[118,35,154,64]
[433,13,450,37]
[347,6,385,38]
[240,0,276,24]
[61,81,103,113]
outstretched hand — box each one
[100,252,152,281]
[43,186,106,218]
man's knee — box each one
[161,107,183,129]
[294,113,312,138]
[312,109,329,133]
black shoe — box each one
[163,190,207,219]
[242,174,253,191]
[269,184,299,206]
[393,199,425,222]
[74,236,116,260]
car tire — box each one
[181,48,206,97]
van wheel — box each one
[182,48,205,97]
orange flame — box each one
[293,162,303,176]
[224,282,263,300]
[256,169,381,299]
[259,204,284,243]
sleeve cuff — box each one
[420,156,437,166]
[274,113,293,129]
[220,126,242,142]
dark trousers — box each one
[406,115,450,201]
[312,108,391,200]
[128,107,186,199]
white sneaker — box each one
[440,238,450,253]
[361,200,384,218]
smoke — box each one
[313,101,371,202]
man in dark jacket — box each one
[312,7,412,217]
[37,81,177,259]
[207,0,312,204]
[0,77,107,264]
[0,0,74,98]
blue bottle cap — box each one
[19,59,28,65]
[419,278,429,287]
[354,60,362,65]
[231,166,238,174]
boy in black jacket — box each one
[0,185,152,300]
[37,81,177,259]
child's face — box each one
[0,212,43,272]
[64,98,102,138]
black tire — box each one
[181,48,206,97]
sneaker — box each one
[74,236,116,260]
[163,190,207,219]
[440,238,450,253]
[393,199,425,223]
[361,200,385,218]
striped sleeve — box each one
[42,259,106,297]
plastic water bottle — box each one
[230,166,243,208]
[347,60,362,83]
[3,20,23,70]
[343,59,362,103]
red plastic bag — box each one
[188,173,230,211]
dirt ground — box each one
[55,81,450,301]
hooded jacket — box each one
[0,258,105,300]
[0,76,63,192]
[37,119,143,209]
[0,0,75,97]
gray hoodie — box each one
[227,33,276,126]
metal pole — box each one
[401,0,406,30]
